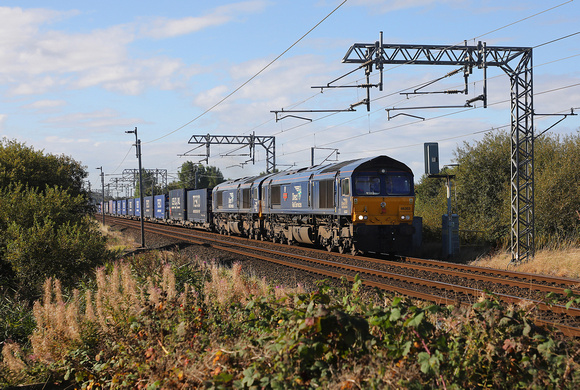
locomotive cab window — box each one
[354,176,380,195]
[386,174,412,195]
[354,172,413,196]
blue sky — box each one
[0,1,578,195]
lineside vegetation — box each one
[1,252,579,388]
[415,130,580,252]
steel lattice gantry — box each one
[122,169,168,191]
[187,133,276,173]
[342,41,534,263]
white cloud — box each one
[0,114,6,130]
[0,7,197,96]
[43,109,145,133]
[141,1,268,39]
[26,99,67,109]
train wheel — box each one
[351,245,360,256]
[326,243,334,252]
[338,244,346,254]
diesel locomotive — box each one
[102,155,416,255]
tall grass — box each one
[471,244,580,280]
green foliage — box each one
[4,216,109,298]
[453,132,511,243]
[415,130,580,247]
[535,133,580,241]
[177,161,225,189]
[0,140,111,299]
[414,169,450,241]
[0,293,35,345]
[0,138,88,198]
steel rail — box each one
[402,256,580,289]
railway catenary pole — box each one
[341,35,534,263]
[126,127,146,248]
[96,166,105,225]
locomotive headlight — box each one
[358,215,364,220]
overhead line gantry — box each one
[341,33,534,263]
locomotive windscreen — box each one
[354,171,412,196]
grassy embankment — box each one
[471,246,580,279]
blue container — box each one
[134,197,141,217]
[154,194,167,219]
[144,196,154,219]
[187,189,212,223]
[127,198,135,216]
[169,189,187,221]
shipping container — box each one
[187,188,212,227]
[169,189,187,221]
[127,198,135,217]
[154,194,167,219]
[144,196,154,219]
[134,197,141,217]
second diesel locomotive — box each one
[103,155,416,255]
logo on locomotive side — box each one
[291,185,303,208]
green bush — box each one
[0,139,111,325]
[415,130,580,248]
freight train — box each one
[100,155,417,255]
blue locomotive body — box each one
[101,155,415,255]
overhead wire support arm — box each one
[401,67,467,96]
[271,108,355,122]
[534,108,577,138]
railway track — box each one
[105,216,580,336]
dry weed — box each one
[470,246,580,279]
